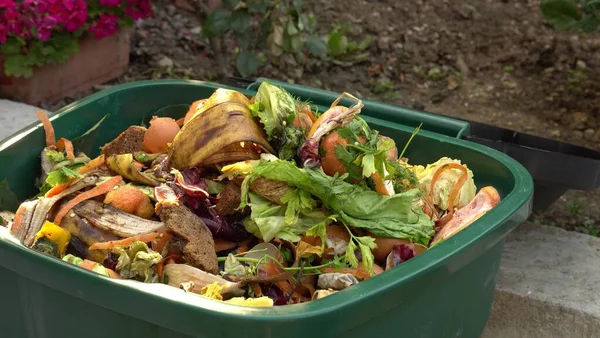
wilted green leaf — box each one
[222,0,241,7]
[203,9,232,37]
[71,114,109,154]
[292,0,304,12]
[231,10,250,33]
[305,36,327,56]
[46,34,79,64]
[287,20,299,35]
[3,55,33,78]
[236,51,263,77]
[541,0,583,31]
[576,15,600,32]
[582,0,600,13]
[327,32,348,56]
[0,180,19,212]
[0,38,22,54]
[247,0,271,13]
[235,30,252,50]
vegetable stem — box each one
[399,123,422,159]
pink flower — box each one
[0,23,7,43]
[99,0,122,8]
[35,15,57,41]
[125,0,154,20]
[89,13,119,40]
[4,5,26,37]
[60,0,88,32]
[0,0,16,9]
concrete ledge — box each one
[0,100,52,141]
[482,223,600,337]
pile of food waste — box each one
[1,82,501,307]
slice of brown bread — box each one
[215,182,242,216]
[101,126,146,156]
[156,201,218,274]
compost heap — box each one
[2,82,501,307]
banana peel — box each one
[169,88,275,169]
[106,154,160,187]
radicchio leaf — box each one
[385,244,416,270]
[173,168,209,198]
[298,140,321,168]
[260,283,288,306]
[179,194,250,242]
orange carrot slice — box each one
[88,230,170,251]
[151,230,172,253]
[78,154,105,175]
[371,171,390,195]
[45,181,73,197]
[36,110,56,146]
[79,259,121,279]
[56,138,75,161]
[54,175,122,225]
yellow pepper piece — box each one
[200,282,225,301]
[34,221,71,257]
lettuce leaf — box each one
[248,82,297,141]
[241,160,435,245]
[113,241,162,283]
[243,192,334,243]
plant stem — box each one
[187,0,229,78]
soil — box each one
[43,0,600,234]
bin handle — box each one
[247,77,471,139]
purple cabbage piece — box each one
[298,140,321,168]
[179,194,250,242]
[260,283,288,306]
[174,168,209,198]
[388,244,415,269]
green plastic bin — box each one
[0,80,532,338]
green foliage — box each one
[541,0,599,33]
[1,35,79,78]
[326,22,372,58]
[202,0,325,77]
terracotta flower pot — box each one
[0,28,132,106]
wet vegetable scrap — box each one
[2,83,502,307]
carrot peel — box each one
[88,229,171,251]
[36,110,55,147]
[53,175,122,225]
[56,138,75,161]
[78,154,105,174]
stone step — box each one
[482,222,600,338]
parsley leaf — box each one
[344,240,358,268]
[40,166,83,194]
[356,235,377,275]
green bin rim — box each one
[0,79,532,323]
